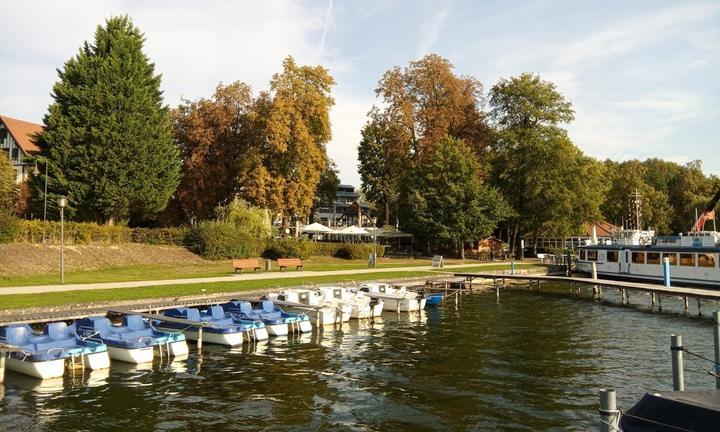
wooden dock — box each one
[456,272,720,315]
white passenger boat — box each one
[319,286,383,319]
[358,283,426,312]
[265,289,352,325]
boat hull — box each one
[162,328,244,347]
[265,323,288,337]
[6,357,65,380]
[169,340,189,357]
[250,327,269,341]
[84,351,111,370]
[108,346,153,364]
[381,297,426,312]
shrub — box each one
[185,221,260,260]
[0,212,20,243]
[262,237,314,260]
[131,227,188,246]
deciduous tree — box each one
[0,152,14,211]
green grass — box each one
[0,257,493,288]
[0,270,439,310]
[0,262,543,310]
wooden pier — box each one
[456,272,720,315]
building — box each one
[314,184,371,227]
[0,115,43,182]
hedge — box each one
[262,238,385,260]
[12,220,187,246]
[185,222,262,260]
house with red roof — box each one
[0,115,43,182]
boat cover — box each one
[161,307,239,334]
[619,390,720,431]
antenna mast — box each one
[628,190,642,230]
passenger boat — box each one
[74,315,188,364]
[265,290,352,325]
[577,189,720,288]
[318,286,383,319]
[0,322,110,379]
[155,307,246,347]
[357,283,427,312]
[221,300,307,337]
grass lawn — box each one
[0,263,542,310]
[0,256,502,288]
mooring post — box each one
[663,257,671,287]
[591,262,598,280]
[697,299,702,316]
[0,352,5,383]
[658,294,663,311]
[683,297,689,312]
[713,311,720,389]
[671,334,684,391]
[625,289,630,305]
[599,388,619,432]
[651,292,656,308]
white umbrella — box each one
[302,222,334,234]
[336,225,370,235]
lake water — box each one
[1,286,716,431]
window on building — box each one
[11,147,19,160]
[698,253,716,268]
[662,253,677,266]
[646,252,661,265]
[632,252,645,264]
[587,250,598,261]
[679,253,696,267]
[606,251,618,262]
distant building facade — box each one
[0,115,43,182]
[314,184,371,227]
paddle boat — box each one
[0,322,109,379]
[213,302,271,340]
[74,315,188,364]
[265,289,352,325]
[154,307,245,347]
[318,286,383,319]
[221,300,308,336]
[357,283,426,312]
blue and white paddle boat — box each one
[221,300,312,336]
[74,315,189,364]
[155,307,245,347]
[0,322,110,379]
[202,305,268,341]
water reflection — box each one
[0,290,716,431]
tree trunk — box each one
[533,234,538,256]
[384,201,390,227]
[460,240,465,259]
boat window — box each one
[646,252,661,265]
[299,293,309,304]
[606,251,618,263]
[379,286,386,293]
[334,289,342,298]
[587,250,597,261]
[360,287,368,292]
[662,253,677,266]
[278,295,286,301]
[698,253,715,268]
[631,252,645,264]
[679,253,696,267]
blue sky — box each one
[1,0,718,186]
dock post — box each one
[591,262,597,280]
[663,257,671,286]
[0,352,4,383]
[683,297,689,312]
[658,295,662,311]
[713,311,720,389]
[651,292,656,308]
[197,325,203,354]
[671,334,684,391]
[697,299,702,316]
[599,389,619,432]
[625,289,630,305]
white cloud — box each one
[417,7,449,56]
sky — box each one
[1,0,718,186]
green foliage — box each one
[215,197,273,240]
[129,227,189,245]
[262,237,314,260]
[185,222,260,260]
[400,136,512,252]
[314,161,340,209]
[0,152,14,211]
[0,212,20,243]
[262,238,385,260]
[36,15,180,224]
[14,220,186,246]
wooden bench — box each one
[233,258,263,274]
[277,258,304,271]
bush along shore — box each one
[4,219,385,261]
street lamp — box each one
[372,217,378,268]
[57,195,67,284]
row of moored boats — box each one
[1,283,443,380]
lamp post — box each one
[57,196,67,284]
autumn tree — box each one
[489,73,607,254]
[359,54,491,225]
[0,151,14,211]
[34,16,180,224]
[264,56,335,226]
[400,136,511,258]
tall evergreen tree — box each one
[34,15,180,224]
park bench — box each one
[277,258,304,271]
[232,258,263,274]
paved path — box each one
[0,263,514,296]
